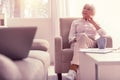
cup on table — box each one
[97,37,107,49]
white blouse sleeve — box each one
[68,21,77,43]
[97,28,106,37]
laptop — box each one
[0,26,37,60]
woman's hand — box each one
[87,17,100,30]
[87,16,94,24]
[69,38,76,44]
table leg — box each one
[95,64,98,80]
[79,53,96,80]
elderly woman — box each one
[66,3,106,80]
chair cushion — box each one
[28,50,50,69]
[14,50,50,80]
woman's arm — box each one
[87,17,100,30]
[69,21,77,44]
[87,17,106,36]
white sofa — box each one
[0,39,50,80]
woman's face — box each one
[82,4,95,19]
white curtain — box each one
[59,0,120,48]
[1,0,15,18]
[59,0,69,17]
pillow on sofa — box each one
[0,54,21,80]
[31,39,49,51]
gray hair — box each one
[84,3,96,16]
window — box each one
[22,0,50,18]
[0,0,50,18]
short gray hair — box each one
[84,3,95,16]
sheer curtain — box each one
[59,0,120,48]
[0,0,14,18]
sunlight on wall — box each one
[69,0,120,48]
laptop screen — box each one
[0,26,37,60]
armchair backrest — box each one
[60,18,78,49]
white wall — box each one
[6,18,54,64]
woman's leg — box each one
[71,33,96,66]
[66,33,96,80]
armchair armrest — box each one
[55,36,63,72]
[55,36,73,73]
[97,35,113,48]
[55,36,63,52]
[105,35,113,48]
[31,39,49,51]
